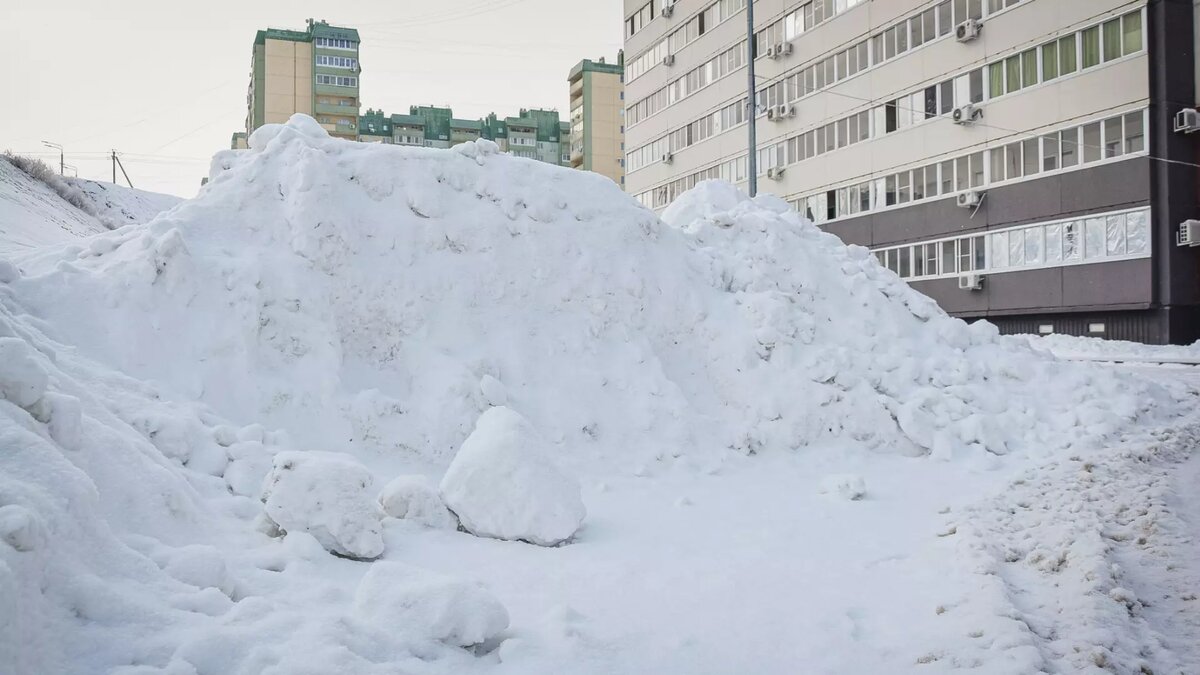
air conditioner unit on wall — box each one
[766,107,778,120]
[1177,219,1200,246]
[958,274,984,291]
[662,3,675,17]
[662,54,675,67]
[662,152,674,164]
[952,104,982,125]
[776,104,795,119]
[955,19,982,42]
[767,167,786,180]
[779,42,794,57]
[1175,108,1200,133]
[956,190,983,208]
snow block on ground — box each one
[441,407,586,546]
[378,475,458,530]
[261,451,384,559]
[353,561,509,647]
[0,338,48,409]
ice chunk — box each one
[353,561,509,647]
[440,407,586,546]
[0,504,45,552]
[378,475,458,530]
[479,374,508,407]
[0,338,48,408]
[261,451,384,559]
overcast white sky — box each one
[2,0,623,198]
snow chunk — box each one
[378,475,458,530]
[0,259,19,283]
[44,393,82,450]
[162,545,235,596]
[0,504,45,552]
[820,474,867,501]
[440,407,586,546]
[353,561,509,647]
[261,451,384,559]
[0,338,48,409]
[479,374,508,407]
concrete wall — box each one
[585,69,627,186]
[263,39,313,125]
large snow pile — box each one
[8,115,1177,470]
[0,114,1193,673]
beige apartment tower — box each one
[242,19,362,143]
[568,54,626,187]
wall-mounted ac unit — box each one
[952,104,982,125]
[662,3,675,17]
[662,54,675,67]
[661,152,674,164]
[955,19,982,42]
[1177,219,1200,246]
[766,107,778,120]
[956,190,983,208]
[958,274,984,291]
[776,104,795,119]
[767,167,786,180]
[1175,108,1199,133]
[779,42,794,57]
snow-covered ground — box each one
[0,158,178,255]
[1,115,1197,674]
[1023,333,1200,363]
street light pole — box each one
[41,141,63,175]
[746,0,757,198]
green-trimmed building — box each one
[240,19,361,145]
[568,53,625,188]
[357,105,571,167]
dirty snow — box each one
[0,114,1197,674]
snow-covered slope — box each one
[1,115,1196,674]
[0,158,178,255]
[66,176,182,228]
[0,159,108,254]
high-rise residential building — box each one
[355,106,572,166]
[623,0,1200,343]
[568,53,627,187]
[243,19,361,142]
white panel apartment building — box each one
[622,0,1200,343]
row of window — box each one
[752,0,868,59]
[792,110,1146,224]
[986,12,1141,100]
[627,41,747,128]
[628,97,749,172]
[316,55,358,70]
[510,136,537,147]
[625,0,660,39]
[872,208,1150,282]
[626,0,746,83]
[315,74,358,87]
[629,9,1144,183]
[628,0,1019,132]
[315,37,357,50]
[634,105,1146,213]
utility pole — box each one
[41,141,63,175]
[112,151,133,189]
[745,0,757,198]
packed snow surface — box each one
[1,114,1197,673]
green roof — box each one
[255,28,309,45]
[568,56,624,81]
[309,21,360,41]
[390,114,425,126]
[451,119,482,131]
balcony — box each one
[315,102,358,116]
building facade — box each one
[569,54,627,187]
[355,106,572,166]
[623,0,1200,343]
[243,19,361,142]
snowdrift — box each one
[0,114,1186,673]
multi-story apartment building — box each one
[623,0,1200,343]
[569,54,628,187]
[354,106,572,166]
[242,19,361,142]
